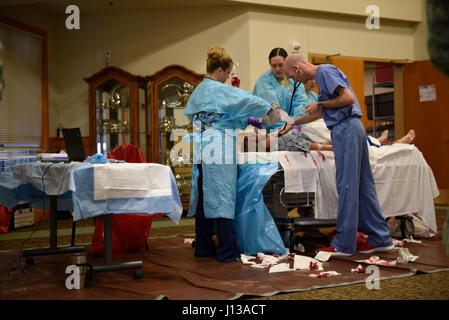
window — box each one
[0,17,48,171]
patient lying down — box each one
[248,128,415,152]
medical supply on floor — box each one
[396,248,419,264]
[351,265,366,273]
[309,271,341,278]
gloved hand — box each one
[291,124,302,131]
[247,117,263,129]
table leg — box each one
[89,214,143,278]
[23,195,84,258]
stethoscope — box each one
[287,68,302,116]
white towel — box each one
[93,163,172,201]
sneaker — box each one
[328,231,369,247]
[357,243,395,254]
[316,246,353,257]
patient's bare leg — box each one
[309,142,333,151]
[377,129,416,145]
[395,129,416,144]
[378,129,389,142]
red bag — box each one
[88,144,164,256]
[0,206,12,233]
[88,214,155,256]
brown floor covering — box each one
[0,209,448,300]
[1,234,449,300]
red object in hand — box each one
[231,77,240,88]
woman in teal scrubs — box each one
[252,48,306,132]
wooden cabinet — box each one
[85,65,203,210]
[147,65,204,210]
[84,67,149,157]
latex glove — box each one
[263,103,295,125]
[291,124,302,131]
[247,117,263,129]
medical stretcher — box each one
[262,167,336,252]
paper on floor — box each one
[268,263,292,273]
[396,248,419,264]
[314,251,332,262]
[294,255,323,271]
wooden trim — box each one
[41,33,49,152]
[309,52,409,65]
[84,66,146,85]
[393,65,405,139]
[146,64,203,82]
[0,15,49,152]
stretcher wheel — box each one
[289,231,295,253]
[134,269,143,279]
[282,230,295,253]
[400,216,415,239]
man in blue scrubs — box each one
[280,54,393,256]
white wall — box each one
[413,0,429,61]
[248,7,416,90]
[54,6,251,136]
[230,0,422,22]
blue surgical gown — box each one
[252,70,307,132]
[185,78,271,220]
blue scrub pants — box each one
[330,117,393,254]
[194,164,240,262]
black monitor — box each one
[62,128,86,162]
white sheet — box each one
[93,163,173,201]
[237,143,439,233]
[278,151,317,193]
[313,144,439,232]
[301,119,332,144]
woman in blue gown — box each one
[184,46,272,262]
[252,47,307,132]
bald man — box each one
[281,54,393,256]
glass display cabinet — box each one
[84,67,148,157]
[147,65,204,210]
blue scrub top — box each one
[315,64,362,129]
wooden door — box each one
[404,60,449,192]
[330,57,370,130]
